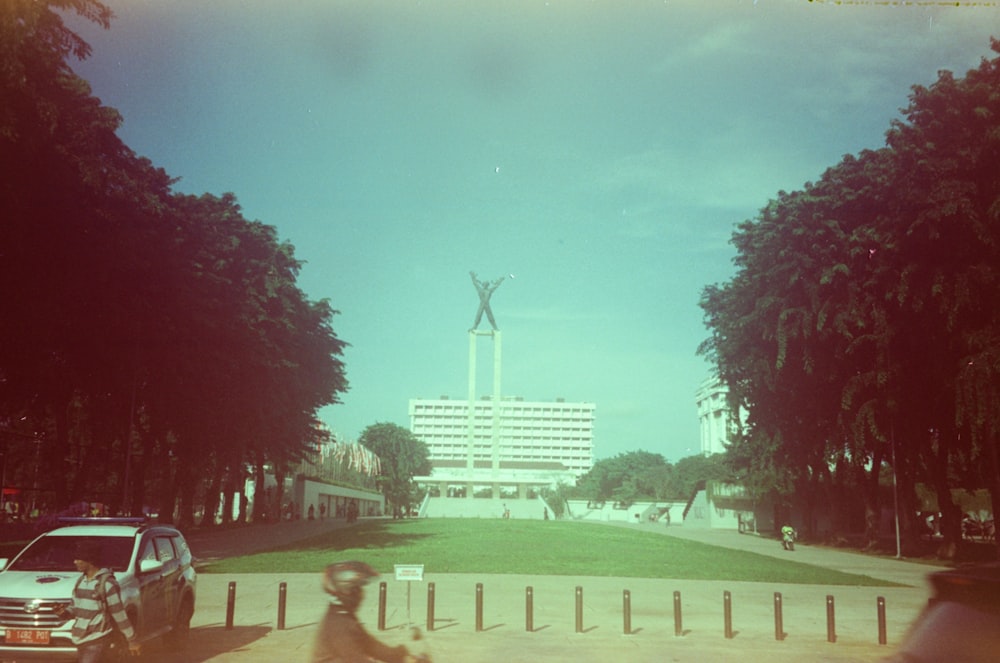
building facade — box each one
[410,395,595,496]
[695,375,736,456]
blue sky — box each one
[67,1,1000,462]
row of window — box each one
[424,438,592,447]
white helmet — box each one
[322,561,378,609]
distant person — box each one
[311,561,425,663]
[781,524,797,551]
[544,508,549,520]
[308,504,315,520]
[59,541,140,663]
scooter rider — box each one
[311,560,428,663]
[781,524,797,551]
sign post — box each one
[394,564,424,627]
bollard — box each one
[877,596,887,645]
[377,582,387,631]
[623,589,632,635]
[826,594,836,643]
[277,582,287,631]
[225,581,236,630]
[723,590,733,639]
[526,586,534,633]
[673,590,683,637]
[427,583,435,633]
[575,586,584,633]
[774,592,783,641]
[475,583,484,632]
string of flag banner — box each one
[328,442,382,477]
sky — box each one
[65,0,1000,463]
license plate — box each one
[6,629,51,645]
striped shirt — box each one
[70,569,136,645]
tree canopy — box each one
[572,451,732,505]
[0,0,348,525]
[700,39,1000,558]
[358,423,431,518]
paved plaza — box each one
[141,517,945,662]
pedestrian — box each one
[311,561,425,663]
[59,540,140,663]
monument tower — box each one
[408,272,594,515]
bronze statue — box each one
[470,271,505,331]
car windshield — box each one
[8,535,133,572]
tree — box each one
[359,423,431,518]
[700,39,1000,557]
[574,451,670,506]
[0,0,351,524]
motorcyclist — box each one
[781,524,797,551]
[311,560,427,663]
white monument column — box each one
[467,330,477,473]
[491,330,502,477]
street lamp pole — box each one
[890,423,902,559]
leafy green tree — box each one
[359,423,431,518]
[701,39,1000,557]
[0,1,350,524]
[574,451,678,505]
[671,454,734,500]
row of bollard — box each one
[221,580,890,645]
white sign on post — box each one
[394,564,425,581]
[394,564,424,626]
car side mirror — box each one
[138,558,164,574]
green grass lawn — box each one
[203,519,900,586]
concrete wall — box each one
[565,500,684,524]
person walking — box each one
[311,560,425,663]
[60,540,140,662]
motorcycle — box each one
[781,526,796,551]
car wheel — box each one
[164,594,194,650]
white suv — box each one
[0,518,196,661]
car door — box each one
[152,534,179,626]
[135,535,168,636]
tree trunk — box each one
[252,460,266,523]
[128,437,148,518]
[202,462,222,529]
[931,429,960,560]
[173,460,197,529]
[861,447,884,550]
[273,465,286,521]
[985,430,1000,562]
[53,402,72,508]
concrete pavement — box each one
[146,519,946,662]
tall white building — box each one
[695,376,736,456]
[410,395,595,495]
